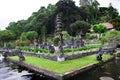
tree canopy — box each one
[110,16,120,30]
[0,30,15,42]
[26,31,38,42]
[70,20,90,36]
[6,4,56,39]
[0,30,15,47]
[56,0,88,35]
[101,30,120,48]
[92,23,107,34]
[3,0,120,45]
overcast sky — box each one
[0,0,120,30]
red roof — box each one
[102,22,113,29]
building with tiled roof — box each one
[102,22,113,30]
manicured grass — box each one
[10,54,112,74]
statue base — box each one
[57,56,65,62]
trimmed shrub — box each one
[53,36,60,46]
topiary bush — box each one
[53,36,60,46]
[85,33,97,40]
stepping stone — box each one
[100,76,114,80]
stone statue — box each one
[17,50,25,61]
[96,47,103,61]
[2,47,9,58]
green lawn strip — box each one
[9,54,112,74]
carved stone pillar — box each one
[56,13,65,62]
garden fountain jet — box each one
[56,13,65,62]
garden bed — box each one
[22,47,115,61]
[22,50,98,61]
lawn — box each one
[10,54,112,74]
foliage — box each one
[92,23,107,34]
[80,0,100,24]
[62,31,72,43]
[16,46,48,53]
[4,0,120,42]
[70,20,90,36]
[107,3,119,20]
[26,31,38,42]
[0,41,3,48]
[85,33,97,39]
[20,32,28,41]
[46,38,52,43]
[64,44,100,53]
[0,30,15,42]
[16,43,100,54]
[80,1,119,24]
[79,0,92,6]
[99,4,119,22]
[41,26,47,43]
[7,41,15,48]
[15,31,38,46]
[53,36,60,46]
[15,39,30,46]
[56,0,87,35]
[100,30,120,47]
[110,16,120,30]
[0,30,15,47]
[6,20,27,39]
[100,15,110,22]
[6,4,56,38]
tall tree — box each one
[70,20,90,37]
[99,4,119,22]
[80,0,94,6]
[6,4,56,37]
[92,23,107,38]
[108,3,119,20]
[26,31,38,43]
[41,26,47,43]
[101,30,120,48]
[0,30,15,47]
[110,16,120,30]
[56,0,81,35]
[79,0,100,24]
[6,20,27,39]
[62,31,72,43]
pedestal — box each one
[57,56,65,62]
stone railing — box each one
[22,50,99,61]
[0,48,116,61]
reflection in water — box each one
[65,58,120,80]
[0,57,54,80]
[0,59,31,80]
[0,55,120,80]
